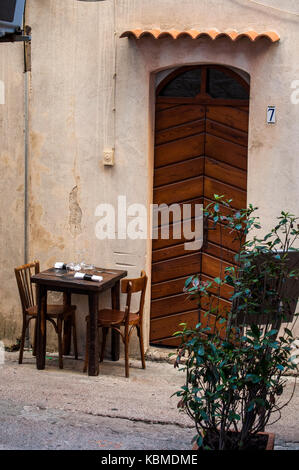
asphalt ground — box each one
[0,352,298,450]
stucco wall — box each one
[0,42,25,346]
[1,0,298,353]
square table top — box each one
[31,267,127,293]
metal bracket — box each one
[0,26,31,43]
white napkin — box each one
[74,272,103,282]
[54,262,66,269]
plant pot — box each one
[192,431,275,451]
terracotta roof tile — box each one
[120,29,280,43]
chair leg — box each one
[57,317,63,369]
[83,321,89,373]
[124,325,130,378]
[137,325,146,369]
[19,318,27,364]
[100,327,108,362]
[72,313,78,360]
[32,319,37,357]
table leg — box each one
[88,292,99,376]
[111,281,120,361]
[36,285,47,370]
[63,291,72,355]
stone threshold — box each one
[145,346,178,364]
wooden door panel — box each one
[204,177,247,209]
[154,156,204,187]
[205,157,247,191]
[150,336,182,347]
[152,219,240,260]
[151,292,198,318]
[155,104,205,131]
[200,274,233,301]
[151,276,191,300]
[150,310,199,342]
[152,253,201,284]
[156,103,178,112]
[205,134,247,170]
[201,253,232,279]
[206,106,249,132]
[151,292,231,319]
[151,98,248,346]
[206,119,248,147]
[200,296,231,318]
[206,219,241,252]
[155,133,205,167]
[153,175,204,205]
[151,274,233,302]
[156,119,205,145]
[204,242,238,265]
[153,197,203,228]
[152,239,237,265]
[152,242,191,264]
[152,215,204,251]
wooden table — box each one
[31,267,127,376]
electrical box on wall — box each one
[103,149,115,166]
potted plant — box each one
[174,196,299,450]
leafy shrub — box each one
[174,196,299,450]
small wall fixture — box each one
[103,149,115,166]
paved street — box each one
[0,352,298,450]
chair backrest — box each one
[14,261,40,315]
[121,270,148,321]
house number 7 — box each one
[267,106,276,124]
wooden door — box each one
[150,66,250,347]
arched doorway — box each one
[150,65,250,347]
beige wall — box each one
[0,42,25,346]
[1,0,299,352]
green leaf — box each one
[247,401,255,412]
[225,275,234,286]
[284,328,293,338]
[266,329,278,337]
[185,276,194,288]
[250,324,261,339]
[200,409,209,421]
[197,434,203,448]
[245,374,261,384]
[268,341,279,349]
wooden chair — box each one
[84,270,148,377]
[15,261,78,368]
